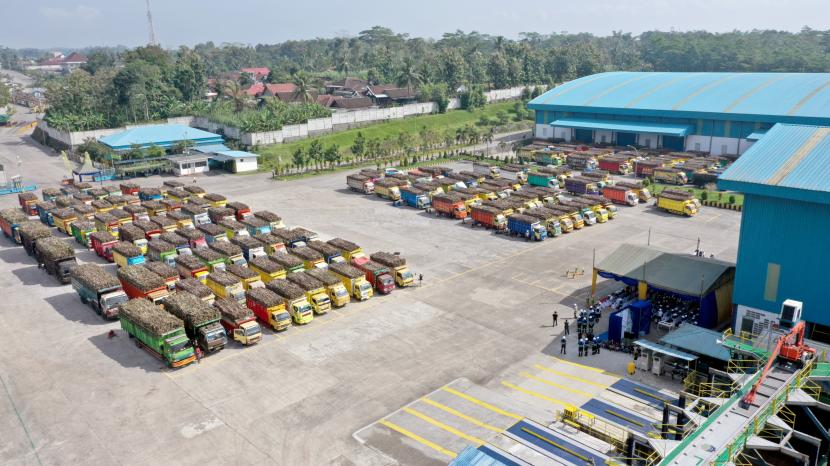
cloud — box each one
[39,5,102,21]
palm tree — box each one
[395,57,423,95]
[336,55,351,75]
[291,71,314,104]
[222,80,249,113]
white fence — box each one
[41,86,537,149]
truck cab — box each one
[98,290,129,318]
[392,266,414,287]
[289,298,314,324]
[307,289,331,314]
[230,320,262,345]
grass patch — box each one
[255,101,519,171]
[652,183,744,206]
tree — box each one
[292,147,307,171]
[173,47,207,101]
[351,132,366,161]
[308,139,323,170]
[324,144,341,168]
[418,83,450,113]
[395,56,423,94]
[221,80,249,113]
[459,85,486,110]
[487,53,510,89]
[291,71,314,103]
[0,81,10,107]
[81,50,117,75]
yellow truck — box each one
[266,279,314,324]
[245,287,291,331]
[226,263,265,290]
[287,272,331,314]
[214,298,262,346]
[176,277,215,304]
[206,270,246,303]
[370,252,414,287]
[327,238,366,262]
[248,256,287,282]
[656,192,698,216]
[291,246,326,270]
[52,208,77,235]
[204,193,227,208]
[329,262,373,301]
[306,268,350,308]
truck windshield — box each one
[243,323,261,336]
[206,329,226,342]
[401,270,413,281]
[276,311,290,321]
[315,295,331,305]
[381,277,394,286]
[136,239,148,248]
[233,257,247,266]
[169,340,190,353]
[104,294,128,309]
[297,303,312,315]
[335,288,349,298]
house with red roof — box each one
[241,67,270,81]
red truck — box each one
[598,156,633,175]
[120,182,140,196]
[470,204,507,231]
[227,201,253,221]
[132,219,162,240]
[355,260,395,294]
[432,193,467,219]
[90,231,118,261]
[602,185,638,206]
[117,265,170,304]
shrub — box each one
[728,195,736,204]
[700,191,708,201]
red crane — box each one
[740,321,815,408]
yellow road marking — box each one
[501,381,575,409]
[441,387,522,420]
[520,427,591,462]
[379,420,457,458]
[520,372,593,397]
[402,407,485,445]
[420,398,503,433]
[547,357,608,373]
[536,364,612,388]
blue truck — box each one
[507,214,547,241]
[564,177,600,195]
[400,187,431,209]
[138,187,163,201]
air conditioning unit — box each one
[779,299,803,329]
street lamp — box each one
[626,145,641,159]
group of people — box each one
[557,303,605,357]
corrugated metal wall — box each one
[733,194,830,324]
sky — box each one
[3,0,830,49]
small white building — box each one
[166,155,210,177]
[208,151,259,173]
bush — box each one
[459,85,486,110]
[728,195,736,204]
[700,191,708,201]
[642,177,651,187]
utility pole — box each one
[146,0,158,46]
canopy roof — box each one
[634,340,697,362]
[72,153,101,175]
[99,124,224,151]
[660,325,731,361]
[595,244,734,297]
[551,118,692,136]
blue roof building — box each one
[99,124,225,151]
[529,72,830,155]
[719,123,830,335]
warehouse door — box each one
[574,129,593,143]
[662,136,685,151]
[616,132,636,146]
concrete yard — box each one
[0,119,742,465]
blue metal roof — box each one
[529,72,830,124]
[746,131,767,141]
[719,123,830,205]
[551,117,692,136]
[99,124,225,151]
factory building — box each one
[719,123,830,339]
[528,72,830,156]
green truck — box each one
[119,298,196,368]
[162,292,228,353]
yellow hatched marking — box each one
[402,407,486,445]
[767,127,830,185]
[789,80,830,115]
[501,381,575,409]
[379,420,457,458]
[548,356,608,373]
[441,387,522,420]
[521,372,593,397]
[420,398,503,433]
[535,364,611,388]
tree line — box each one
[20,26,830,132]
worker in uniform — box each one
[552,310,558,327]
[563,319,570,335]
[560,336,567,355]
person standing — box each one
[564,320,570,335]
[552,311,558,327]
[560,336,567,354]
